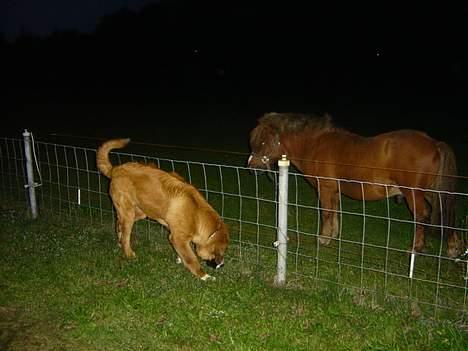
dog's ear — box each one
[208,230,217,241]
[208,220,222,241]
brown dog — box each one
[96,138,229,280]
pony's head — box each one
[247,112,332,170]
[247,123,283,171]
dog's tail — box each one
[96,138,131,178]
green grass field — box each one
[0,210,467,351]
[1,131,467,350]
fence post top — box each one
[278,154,290,167]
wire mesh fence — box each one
[1,135,467,324]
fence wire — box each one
[1,136,467,324]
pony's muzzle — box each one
[261,155,270,164]
[247,154,263,174]
[247,154,270,170]
[247,154,253,166]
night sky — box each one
[3,1,467,145]
[2,0,158,40]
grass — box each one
[1,209,467,350]
[1,132,467,350]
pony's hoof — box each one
[407,247,425,256]
[447,246,462,259]
[318,237,332,246]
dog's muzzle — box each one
[215,259,224,269]
[206,258,224,269]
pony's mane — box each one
[258,112,334,133]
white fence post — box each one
[274,155,290,286]
[23,129,38,219]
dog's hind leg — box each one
[170,234,212,280]
[134,207,146,222]
[118,215,136,258]
[129,207,147,248]
[114,200,137,259]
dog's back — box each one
[97,138,216,216]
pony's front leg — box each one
[318,186,339,246]
[447,231,462,258]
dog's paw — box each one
[175,257,182,264]
[200,274,216,281]
[124,250,136,259]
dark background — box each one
[3,1,467,158]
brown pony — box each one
[247,112,461,258]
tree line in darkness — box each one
[3,1,466,102]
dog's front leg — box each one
[170,235,214,280]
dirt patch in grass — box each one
[0,306,84,351]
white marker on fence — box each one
[274,155,290,287]
[409,251,416,279]
[78,188,81,205]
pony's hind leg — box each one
[318,186,340,246]
[426,192,462,258]
[402,189,428,253]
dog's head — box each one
[196,221,229,269]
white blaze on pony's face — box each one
[248,125,283,170]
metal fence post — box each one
[23,129,38,219]
[274,155,290,286]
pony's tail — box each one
[96,138,131,178]
[428,141,459,256]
